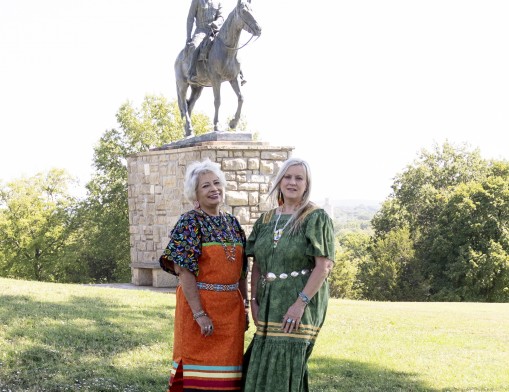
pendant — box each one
[273,229,284,248]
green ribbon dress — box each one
[243,207,335,392]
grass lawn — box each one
[1,277,508,391]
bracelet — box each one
[298,291,310,305]
[193,310,208,320]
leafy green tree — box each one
[370,198,406,239]
[374,141,488,238]
[371,142,509,302]
[359,226,425,301]
[329,232,370,299]
[78,95,210,282]
[0,170,80,281]
[421,172,509,301]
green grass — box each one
[1,278,508,392]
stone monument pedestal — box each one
[127,132,293,288]
[131,262,176,287]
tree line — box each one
[330,142,509,302]
[0,96,210,284]
[1,96,508,302]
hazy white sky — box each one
[1,0,508,203]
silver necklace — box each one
[273,209,293,248]
[200,209,237,262]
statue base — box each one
[155,131,264,150]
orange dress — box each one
[160,210,247,391]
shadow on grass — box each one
[309,355,436,392]
[0,292,175,391]
[310,356,501,392]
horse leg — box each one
[212,82,221,132]
[228,78,243,130]
[176,81,193,137]
[187,86,203,116]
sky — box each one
[1,0,508,204]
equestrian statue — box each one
[175,0,261,136]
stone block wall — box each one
[127,141,293,287]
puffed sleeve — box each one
[305,209,335,261]
[159,213,202,276]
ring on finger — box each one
[286,318,293,323]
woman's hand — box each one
[282,300,306,333]
[280,256,334,334]
[195,315,214,337]
[175,266,214,337]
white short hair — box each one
[183,158,226,203]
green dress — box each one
[243,207,335,392]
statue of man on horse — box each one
[175,0,261,136]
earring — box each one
[193,200,200,209]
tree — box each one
[374,141,488,238]
[0,170,80,281]
[421,173,509,301]
[359,226,426,301]
[329,232,370,299]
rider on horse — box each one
[186,0,224,85]
[186,0,246,86]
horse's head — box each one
[236,0,262,37]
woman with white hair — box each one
[243,157,335,392]
[160,158,249,392]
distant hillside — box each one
[317,199,381,233]
[333,203,379,223]
[320,199,381,209]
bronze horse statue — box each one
[175,0,262,136]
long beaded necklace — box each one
[273,209,293,248]
[199,209,237,262]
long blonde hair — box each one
[267,157,318,235]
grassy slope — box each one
[1,278,508,392]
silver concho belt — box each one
[263,269,312,282]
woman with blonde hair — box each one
[243,157,335,392]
